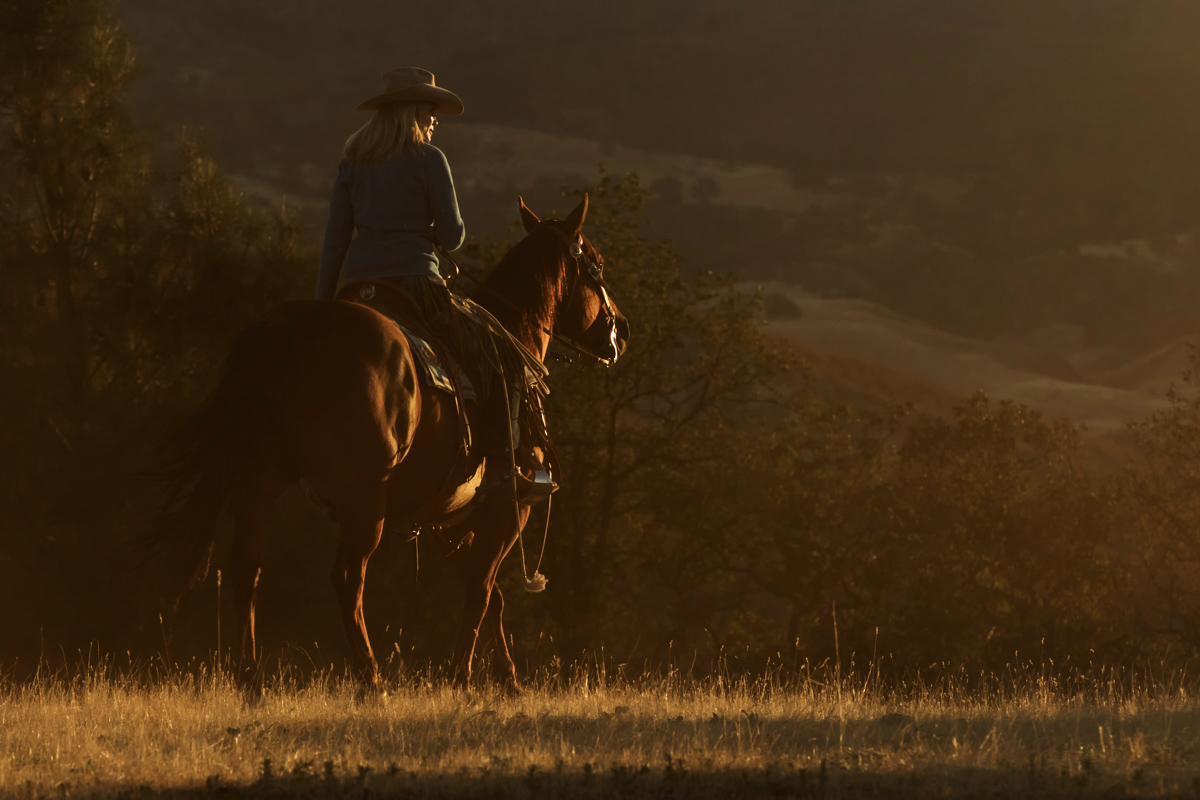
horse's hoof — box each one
[354,678,386,704]
[238,684,264,707]
[493,677,521,697]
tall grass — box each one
[1,656,1198,797]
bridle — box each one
[538,225,622,367]
[435,222,619,592]
[445,224,623,367]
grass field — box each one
[2,661,1199,798]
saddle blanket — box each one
[396,324,476,403]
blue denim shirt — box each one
[316,144,465,300]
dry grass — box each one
[2,661,1200,798]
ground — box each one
[2,663,1199,798]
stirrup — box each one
[516,469,557,505]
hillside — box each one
[761,284,1183,438]
[113,0,1200,436]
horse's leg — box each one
[489,504,533,689]
[446,552,495,689]
[485,583,521,691]
[229,471,286,695]
[445,504,527,690]
[331,501,386,694]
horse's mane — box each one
[477,224,571,342]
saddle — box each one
[335,278,558,522]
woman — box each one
[317,67,542,475]
[316,66,465,312]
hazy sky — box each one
[122,0,1200,175]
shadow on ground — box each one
[58,764,1196,799]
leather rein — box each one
[438,226,622,367]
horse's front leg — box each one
[331,505,385,695]
[446,552,495,688]
[444,502,528,690]
[485,583,521,691]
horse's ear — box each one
[518,196,540,233]
[564,193,589,236]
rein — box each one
[435,225,620,594]
[439,227,621,366]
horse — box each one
[148,195,628,693]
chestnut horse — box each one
[150,195,628,692]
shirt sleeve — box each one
[316,161,354,300]
[424,145,466,252]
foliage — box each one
[1120,347,1200,648]
[0,0,311,656]
[850,395,1123,665]
[525,173,797,655]
[2,0,1200,679]
[494,176,1127,672]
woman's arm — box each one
[316,162,354,300]
[425,146,466,252]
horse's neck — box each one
[511,311,553,364]
[477,278,555,362]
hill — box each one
[759,283,1188,468]
[113,0,1200,435]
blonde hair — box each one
[344,102,428,162]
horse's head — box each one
[517,194,630,365]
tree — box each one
[872,394,1123,665]
[466,174,1128,676]
[0,0,139,414]
[472,172,801,662]
[0,0,312,663]
[1121,348,1200,649]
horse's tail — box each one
[139,314,293,604]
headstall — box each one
[449,224,622,367]
[538,225,622,367]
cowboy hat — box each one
[356,67,464,115]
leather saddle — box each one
[318,279,557,532]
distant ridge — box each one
[758,283,1173,439]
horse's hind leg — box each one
[331,498,386,694]
[229,470,286,695]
